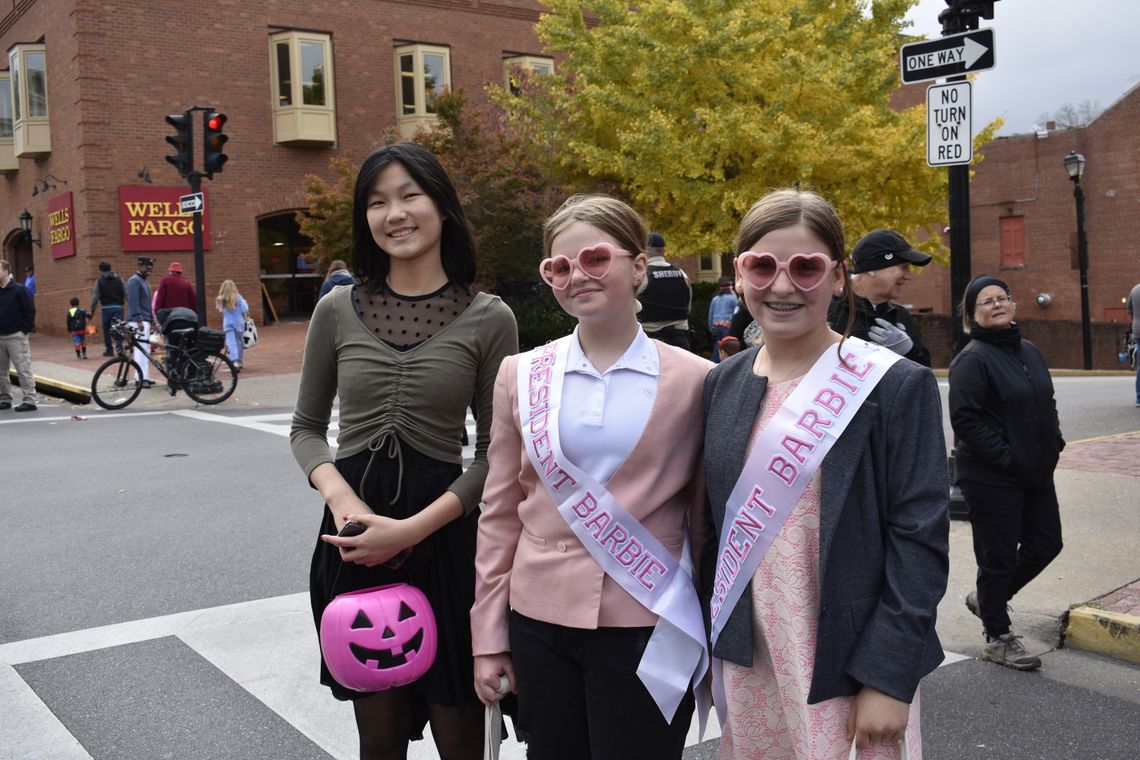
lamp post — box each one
[18,209,41,247]
[1064,151,1092,370]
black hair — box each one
[98,262,111,272]
[349,142,476,292]
[70,296,79,306]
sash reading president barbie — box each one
[709,338,901,649]
[517,338,708,722]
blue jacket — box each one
[318,269,357,300]
[707,292,737,327]
[126,273,153,322]
[701,347,949,704]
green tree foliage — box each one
[510,0,998,260]
[297,155,359,268]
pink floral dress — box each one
[718,379,922,760]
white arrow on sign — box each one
[960,36,988,69]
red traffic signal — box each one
[203,110,229,176]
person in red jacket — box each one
[153,261,197,313]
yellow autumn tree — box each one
[514,0,997,259]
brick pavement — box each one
[1057,430,1140,478]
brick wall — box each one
[1,0,547,335]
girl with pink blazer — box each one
[471,195,712,759]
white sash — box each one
[708,339,900,720]
[517,338,708,723]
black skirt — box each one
[309,440,482,731]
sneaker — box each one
[14,402,37,412]
[140,379,157,388]
[0,401,11,410]
[981,633,1042,671]
[103,351,114,357]
[965,591,980,619]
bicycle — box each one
[90,319,239,410]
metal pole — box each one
[189,171,207,325]
[1074,181,1092,369]
[947,75,971,356]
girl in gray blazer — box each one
[700,190,949,759]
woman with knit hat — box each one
[950,275,1065,671]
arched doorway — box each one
[258,211,318,320]
[4,229,34,291]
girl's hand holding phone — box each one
[321,513,419,568]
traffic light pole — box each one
[188,170,207,324]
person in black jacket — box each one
[949,275,1064,672]
[89,261,127,356]
[827,229,932,366]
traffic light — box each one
[203,111,228,176]
[165,110,193,177]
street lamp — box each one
[1064,151,1092,370]
[18,209,41,248]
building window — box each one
[269,31,336,145]
[999,216,1025,269]
[0,73,16,173]
[503,55,554,95]
[395,44,450,138]
[8,44,50,157]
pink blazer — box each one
[471,341,712,656]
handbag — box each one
[241,314,259,348]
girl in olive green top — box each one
[290,142,517,759]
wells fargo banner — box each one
[49,191,77,260]
[118,186,210,252]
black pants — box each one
[508,611,694,760]
[101,305,123,353]
[961,478,1064,637]
[645,326,691,351]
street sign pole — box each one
[947,72,971,355]
[188,171,207,323]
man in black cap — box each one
[126,257,157,387]
[637,232,693,350]
[828,229,932,366]
[89,261,127,356]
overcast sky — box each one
[903,0,1140,135]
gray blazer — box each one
[700,346,949,704]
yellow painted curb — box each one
[1064,606,1140,665]
[7,369,91,405]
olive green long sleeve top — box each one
[290,286,518,513]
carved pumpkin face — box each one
[320,583,438,691]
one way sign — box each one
[900,28,995,85]
[179,192,205,214]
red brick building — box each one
[903,84,1140,366]
[0,0,549,334]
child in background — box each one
[66,297,89,359]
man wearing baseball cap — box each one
[637,232,693,350]
[827,229,932,366]
[153,261,197,313]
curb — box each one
[1062,580,1140,665]
[7,369,91,405]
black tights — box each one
[353,690,484,760]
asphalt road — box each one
[2,375,1138,759]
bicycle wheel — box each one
[183,351,238,405]
[91,357,144,410]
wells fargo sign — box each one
[48,191,77,260]
[118,186,210,252]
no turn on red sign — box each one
[927,81,972,167]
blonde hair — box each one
[216,279,239,311]
[542,194,648,260]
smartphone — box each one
[338,519,366,538]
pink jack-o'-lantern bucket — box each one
[320,583,438,692]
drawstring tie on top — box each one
[358,427,404,506]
